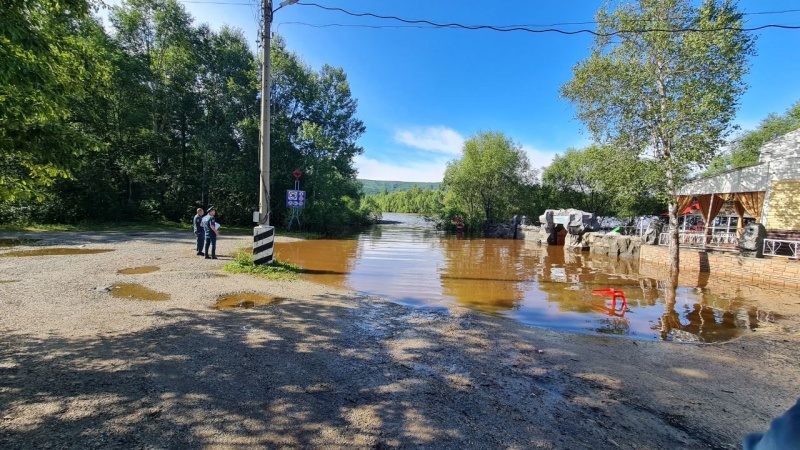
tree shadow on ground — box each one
[0,294,793,449]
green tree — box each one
[369,186,443,215]
[0,0,112,200]
[0,0,370,234]
[542,145,662,218]
[443,131,536,231]
[269,37,368,234]
[705,100,800,175]
[560,0,754,278]
[110,0,203,219]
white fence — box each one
[658,232,739,249]
[763,239,799,259]
[658,233,800,259]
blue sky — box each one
[101,1,800,182]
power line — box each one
[276,21,438,30]
[174,0,800,35]
[293,2,800,36]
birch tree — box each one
[560,0,754,279]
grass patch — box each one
[223,248,302,280]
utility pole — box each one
[257,0,272,228]
[253,0,275,265]
[253,0,297,265]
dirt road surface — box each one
[1,231,798,449]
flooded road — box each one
[277,214,788,342]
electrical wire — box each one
[276,21,441,30]
[174,0,800,36]
[293,2,800,36]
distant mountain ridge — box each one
[359,179,441,196]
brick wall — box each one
[639,244,800,289]
[766,180,800,230]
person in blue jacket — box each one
[192,207,205,256]
[201,206,220,259]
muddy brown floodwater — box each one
[117,266,160,275]
[278,213,792,343]
[214,292,286,310]
[109,283,170,301]
[0,238,39,247]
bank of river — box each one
[0,229,798,449]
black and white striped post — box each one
[253,225,274,265]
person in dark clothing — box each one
[192,208,205,256]
[201,206,220,259]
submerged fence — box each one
[658,231,798,259]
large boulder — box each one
[539,208,600,245]
[739,222,766,257]
[518,225,546,243]
[539,210,555,234]
[564,233,587,251]
[588,233,641,259]
[643,221,664,245]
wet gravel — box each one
[0,230,799,449]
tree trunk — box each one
[666,164,680,280]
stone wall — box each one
[517,225,546,243]
[766,180,800,230]
[584,233,642,259]
[639,244,800,289]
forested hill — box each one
[359,180,441,195]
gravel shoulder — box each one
[0,230,798,449]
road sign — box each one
[286,190,306,208]
[292,169,302,179]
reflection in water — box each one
[117,266,160,275]
[109,283,170,301]
[659,283,757,343]
[278,213,784,342]
[214,293,285,310]
[0,238,40,247]
[439,236,536,313]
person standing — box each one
[192,208,205,256]
[202,206,220,259]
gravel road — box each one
[1,230,798,449]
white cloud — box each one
[393,126,464,155]
[521,144,559,171]
[354,155,447,182]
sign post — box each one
[287,170,305,230]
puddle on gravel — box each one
[0,238,40,247]
[211,273,228,278]
[117,266,160,275]
[0,280,20,284]
[214,293,286,310]
[0,248,115,257]
[109,283,170,301]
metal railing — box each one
[708,232,739,247]
[763,239,799,259]
[657,233,800,259]
[658,232,739,249]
